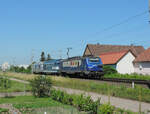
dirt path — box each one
[2,77,150,112]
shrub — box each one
[103,65,117,75]
[98,103,115,114]
[50,89,100,114]
[30,75,52,97]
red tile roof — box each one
[134,48,150,62]
[84,44,145,57]
[99,50,130,65]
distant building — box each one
[134,48,150,75]
[2,62,10,71]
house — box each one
[83,44,145,74]
[134,48,150,75]
[99,50,136,74]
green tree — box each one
[40,51,45,62]
[30,75,52,97]
[47,54,52,61]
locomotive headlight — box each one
[55,67,59,70]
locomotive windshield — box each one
[89,58,100,62]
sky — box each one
[0,0,150,65]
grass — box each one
[0,79,31,93]
[1,72,150,103]
[104,73,150,80]
[0,96,83,114]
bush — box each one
[103,65,117,75]
[30,75,52,97]
[50,89,100,114]
[98,103,115,114]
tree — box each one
[30,75,52,97]
[47,54,52,61]
[40,51,45,62]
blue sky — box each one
[0,0,150,64]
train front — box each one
[86,57,103,77]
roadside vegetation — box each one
[1,72,150,103]
[0,76,137,114]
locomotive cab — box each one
[85,57,103,77]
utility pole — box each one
[149,0,150,23]
[67,47,72,58]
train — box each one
[32,56,103,78]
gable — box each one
[83,46,92,56]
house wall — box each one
[134,62,150,75]
[116,52,135,74]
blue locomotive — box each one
[32,56,103,78]
[60,56,103,78]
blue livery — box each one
[33,56,103,78]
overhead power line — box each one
[95,10,148,34]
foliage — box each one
[98,103,115,114]
[0,108,9,113]
[103,65,117,75]
[9,65,32,74]
[30,75,52,97]
[50,89,100,114]
[40,51,46,62]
